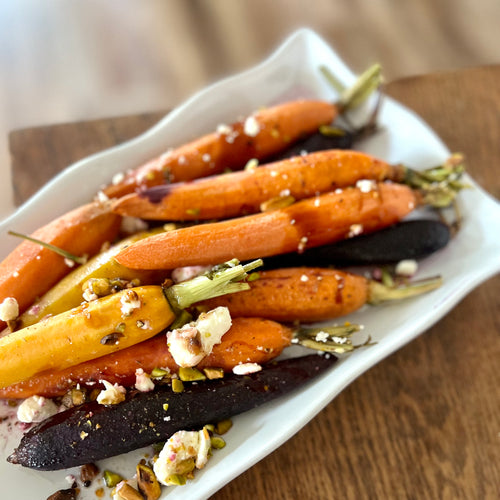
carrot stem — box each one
[164,259,263,310]
[293,323,370,354]
[320,63,383,111]
[8,230,88,265]
[403,153,469,208]
[368,275,443,305]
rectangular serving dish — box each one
[0,28,499,500]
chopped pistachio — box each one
[166,474,187,486]
[136,463,162,500]
[203,367,224,380]
[150,367,170,379]
[171,378,184,393]
[103,469,123,488]
[178,367,206,382]
[185,208,200,217]
[215,419,233,435]
[246,272,260,282]
[210,436,226,449]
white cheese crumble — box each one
[395,259,418,277]
[356,179,377,193]
[348,224,364,237]
[111,172,125,185]
[17,395,59,423]
[167,307,232,368]
[134,368,155,392]
[243,115,260,137]
[315,331,330,343]
[153,428,211,486]
[171,265,211,284]
[232,363,262,375]
[95,190,110,204]
[0,297,19,322]
[120,290,141,317]
[96,380,126,405]
[216,123,232,135]
[120,216,148,235]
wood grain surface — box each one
[8,67,500,500]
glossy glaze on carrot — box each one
[200,267,369,322]
[112,150,403,221]
[0,202,121,330]
[0,317,292,399]
[115,182,419,270]
[103,100,337,198]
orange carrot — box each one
[0,317,292,399]
[103,100,338,199]
[112,150,404,221]
[199,267,369,322]
[115,182,419,270]
[0,202,121,330]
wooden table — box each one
[9,67,500,500]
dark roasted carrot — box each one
[115,182,419,270]
[103,100,338,199]
[112,150,404,220]
[0,317,292,399]
[0,202,121,330]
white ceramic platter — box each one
[0,28,499,499]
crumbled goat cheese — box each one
[120,290,141,317]
[171,265,211,284]
[0,297,19,322]
[356,179,377,193]
[17,395,59,423]
[315,331,330,342]
[111,172,125,185]
[64,258,76,268]
[233,363,262,375]
[216,123,232,135]
[120,216,148,235]
[395,259,418,277]
[243,115,260,137]
[348,224,364,237]
[96,190,110,204]
[96,380,126,405]
[300,274,309,282]
[167,307,232,368]
[154,428,211,486]
[135,368,155,392]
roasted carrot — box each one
[0,201,121,330]
[9,229,169,332]
[199,267,442,323]
[115,182,419,270]
[0,317,292,399]
[112,150,404,220]
[103,100,338,198]
[103,65,383,199]
[0,260,258,388]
